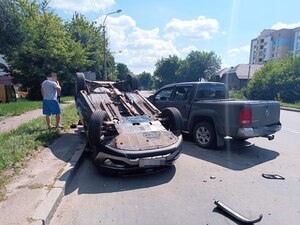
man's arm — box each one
[41,84,44,97]
[55,81,61,92]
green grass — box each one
[0,104,78,173]
[0,96,74,120]
[279,102,300,109]
[60,96,74,103]
[0,99,42,119]
[228,90,247,100]
[229,90,300,109]
[0,103,78,201]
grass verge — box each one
[0,96,74,120]
[229,90,300,109]
[280,102,300,110]
[0,104,78,201]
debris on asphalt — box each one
[70,123,77,129]
[214,200,263,224]
[262,173,285,180]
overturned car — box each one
[75,73,183,174]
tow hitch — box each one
[214,200,263,224]
[267,135,274,140]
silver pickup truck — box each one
[148,81,282,148]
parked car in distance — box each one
[75,73,183,175]
[0,84,17,103]
[148,81,282,148]
[17,85,30,99]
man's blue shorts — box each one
[43,99,61,116]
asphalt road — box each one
[50,109,300,225]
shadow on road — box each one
[40,128,85,162]
[182,135,279,171]
[65,157,176,195]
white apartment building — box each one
[250,27,300,64]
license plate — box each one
[139,158,166,167]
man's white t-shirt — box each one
[41,80,58,100]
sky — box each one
[48,0,300,75]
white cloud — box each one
[181,45,198,55]
[98,15,179,74]
[271,22,300,30]
[222,44,250,68]
[50,0,115,12]
[164,16,219,40]
[228,45,250,57]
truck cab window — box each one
[154,87,173,101]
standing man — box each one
[41,72,63,129]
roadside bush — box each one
[246,57,300,103]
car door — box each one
[169,85,193,128]
[152,86,175,111]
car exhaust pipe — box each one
[267,135,274,141]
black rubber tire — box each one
[76,73,86,96]
[193,121,216,148]
[160,107,183,134]
[88,110,107,147]
[127,74,139,90]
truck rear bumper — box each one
[237,124,282,138]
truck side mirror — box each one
[148,95,154,102]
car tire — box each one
[193,121,216,148]
[127,74,138,90]
[76,73,86,96]
[88,110,107,147]
[160,107,183,135]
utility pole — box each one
[102,10,122,80]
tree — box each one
[0,0,90,99]
[116,63,132,81]
[66,12,118,81]
[176,51,221,82]
[0,0,23,55]
[137,72,153,90]
[246,56,300,103]
[153,55,181,88]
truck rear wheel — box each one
[193,122,216,148]
[88,110,107,147]
[160,107,183,135]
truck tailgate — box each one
[250,101,281,127]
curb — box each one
[280,107,300,113]
[33,140,87,225]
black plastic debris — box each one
[262,173,285,180]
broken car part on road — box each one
[262,173,285,180]
[214,200,263,224]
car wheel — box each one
[76,73,86,96]
[127,74,138,90]
[193,122,216,148]
[160,107,183,134]
[88,110,107,147]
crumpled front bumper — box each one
[93,135,183,174]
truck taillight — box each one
[240,108,252,126]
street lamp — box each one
[103,9,122,80]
